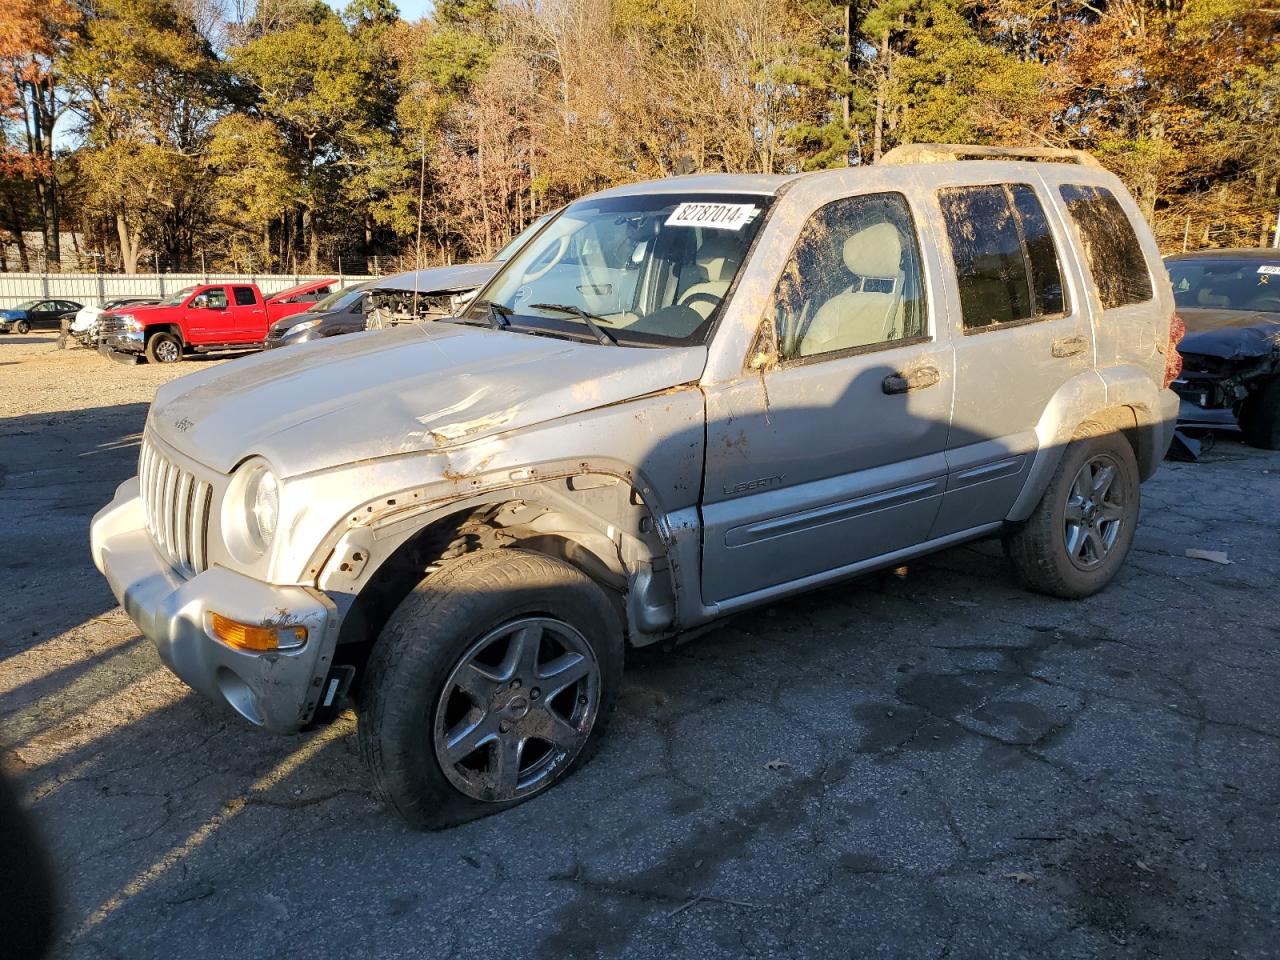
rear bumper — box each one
[1155,387,1181,456]
[90,477,341,733]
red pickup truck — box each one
[97,278,338,364]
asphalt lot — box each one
[3,333,1279,959]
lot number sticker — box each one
[666,202,759,231]
[1257,265,1280,275]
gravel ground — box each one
[2,332,1279,959]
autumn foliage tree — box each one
[0,0,1275,273]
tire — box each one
[14,319,30,334]
[145,331,182,364]
[358,548,623,830]
[1003,422,1140,599]
[1238,376,1280,450]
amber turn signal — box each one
[209,613,307,652]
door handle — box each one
[1052,335,1088,358]
[882,365,941,395]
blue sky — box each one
[326,0,434,21]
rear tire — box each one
[1003,422,1140,599]
[1238,376,1280,450]
[145,331,182,364]
[358,548,623,830]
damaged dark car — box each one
[1168,248,1280,450]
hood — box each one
[1178,307,1280,361]
[267,278,338,304]
[149,323,708,477]
[0,309,22,319]
[110,303,173,317]
[1179,305,1280,334]
[373,262,499,294]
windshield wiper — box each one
[475,299,513,329]
[529,303,618,345]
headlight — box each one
[119,313,141,332]
[283,318,321,337]
[223,459,279,564]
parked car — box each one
[264,282,373,349]
[91,144,1180,828]
[1167,248,1280,448]
[97,278,337,363]
[0,298,83,334]
[69,297,162,346]
[266,216,554,348]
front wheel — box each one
[145,332,182,364]
[14,319,30,334]
[358,548,623,829]
[1004,423,1140,599]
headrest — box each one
[842,222,902,279]
[694,234,742,283]
[1197,288,1227,308]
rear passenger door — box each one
[700,190,955,603]
[230,285,268,342]
[930,180,1092,537]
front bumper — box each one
[90,477,341,733]
[98,329,145,354]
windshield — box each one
[460,192,771,346]
[306,284,366,313]
[161,286,197,307]
[1169,259,1280,313]
[13,300,38,310]
[493,214,551,262]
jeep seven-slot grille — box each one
[138,437,212,577]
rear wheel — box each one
[145,331,182,364]
[1238,376,1280,450]
[358,548,623,829]
[1004,422,1140,599]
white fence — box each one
[0,272,379,308]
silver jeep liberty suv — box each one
[92,144,1182,828]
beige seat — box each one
[799,222,905,356]
[677,235,744,319]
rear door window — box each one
[233,286,257,307]
[1058,184,1153,309]
[939,184,1068,332]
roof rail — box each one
[879,143,1102,169]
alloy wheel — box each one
[1063,453,1125,569]
[433,616,600,803]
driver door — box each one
[185,286,231,343]
[700,190,954,604]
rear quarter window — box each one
[1058,184,1153,309]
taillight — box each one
[1163,313,1185,388]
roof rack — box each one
[878,143,1102,168]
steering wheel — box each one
[676,291,723,314]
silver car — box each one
[91,144,1180,828]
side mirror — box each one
[746,316,780,373]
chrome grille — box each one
[98,314,126,335]
[138,437,212,577]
